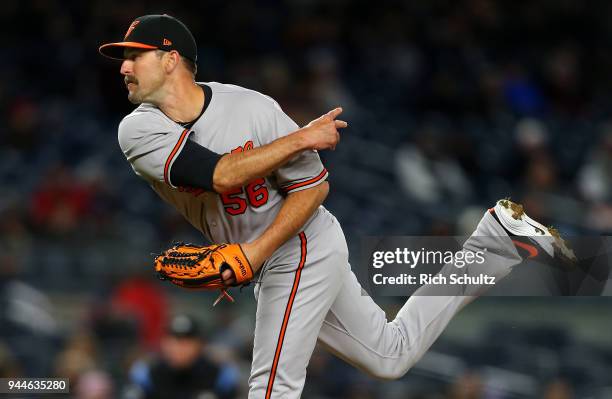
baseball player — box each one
[100,14,576,398]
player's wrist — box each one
[240,242,265,272]
[293,127,314,151]
[242,238,279,272]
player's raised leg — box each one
[317,199,574,380]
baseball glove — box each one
[154,243,253,305]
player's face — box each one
[120,48,166,104]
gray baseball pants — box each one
[249,208,521,398]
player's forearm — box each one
[212,129,312,193]
[242,182,329,271]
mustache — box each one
[124,77,138,85]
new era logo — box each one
[163,38,172,46]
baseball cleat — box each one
[490,199,577,266]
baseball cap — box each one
[166,314,201,338]
[99,14,197,63]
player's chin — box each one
[127,92,143,104]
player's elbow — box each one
[211,159,242,193]
[212,175,235,194]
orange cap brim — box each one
[99,42,159,60]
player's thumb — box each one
[221,269,235,286]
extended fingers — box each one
[326,107,343,120]
[335,119,348,128]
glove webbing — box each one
[157,245,225,277]
[157,244,235,306]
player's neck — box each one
[157,79,204,124]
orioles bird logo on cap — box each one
[124,20,140,40]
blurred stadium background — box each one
[1,0,612,398]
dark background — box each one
[1,1,611,398]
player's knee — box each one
[366,359,415,381]
[368,366,409,381]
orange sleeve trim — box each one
[163,129,190,187]
[265,232,307,399]
[282,168,328,193]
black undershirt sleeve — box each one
[170,138,223,191]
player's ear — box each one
[163,50,180,73]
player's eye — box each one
[124,51,140,61]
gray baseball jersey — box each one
[118,82,521,398]
[118,82,328,244]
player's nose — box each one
[120,59,133,76]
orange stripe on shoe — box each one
[265,232,307,399]
[283,169,328,193]
[163,128,190,186]
[512,240,539,258]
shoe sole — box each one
[494,199,577,264]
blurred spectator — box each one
[0,212,59,375]
[578,124,612,231]
[447,371,484,399]
[0,205,33,277]
[341,383,377,399]
[579,125,612,203]
[124,314,239,399]
[542,379,574,399]
[503,117,551,185]
[29,164,96,236]
[109,274,169,350]
[0,342,22,378]
[75,369,115,399]
[395,121,472,205]
[307,47,358,113]
[516,120,559,197]
[5,98,41,153]
[303,347,359,398]
[502,63,546,116]
[543,44,585,115]
[54,332,100,383]
[75,158,120,234]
